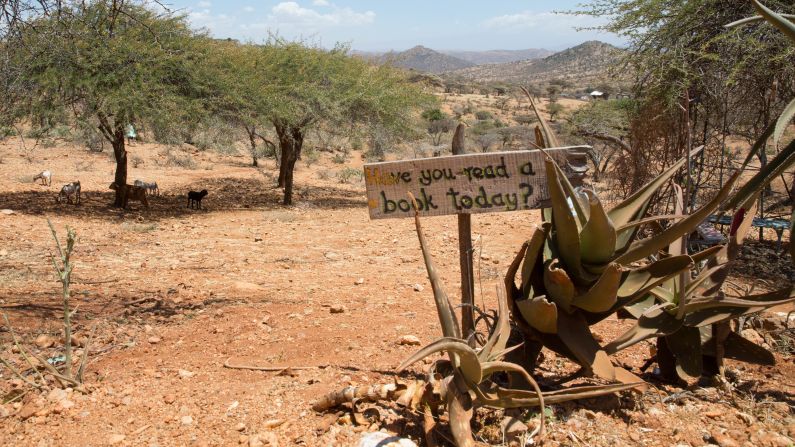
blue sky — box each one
[159,1,624,51]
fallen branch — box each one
[223,357,318,373]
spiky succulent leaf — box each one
[520,224,550,299]
[751,0,795,41]
[616,171,740,264]
[664,327,703,381]
[556,311,616,380]
[545,157,585,281]
[774,97,795,147]
[543,259,576,312]
[397,337,482,384]
[479,287,512,363]
[722,139,795,212]
[571,263,621,313]
[604,303,682,354]
[579,190,617,265]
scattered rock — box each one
[0,209,14,215]
[181,415,194,425]
[262,419,285,429]
[740,329,765,346]
[108,434,126,445]
[501,416,528,438]
[324,252,340,261]
[163,394,176,404]
[330,304,347,314]
[47,388,69,403]
[357,432,417,447]
[354,278,364,285]
[711,430,740,447]
[235,422,246,432]
[398,335,421,346]
[178,369,195,379]
[736,412,754,425]
[17,401,39,420]
[412,284,424,292]
[147,336,161,344]
[34,334,55,349]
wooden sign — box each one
[364,146,589,219]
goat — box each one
[33,170,52,186]
[187,189,208,209]
[57,181,81,204]
[109,182,149,209]
[133,180,159,197]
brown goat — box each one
[109,182,149,209]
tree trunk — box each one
[246,125,258,167]
[274,123,304,205]
[111,134,127,208]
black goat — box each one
[187,189,208,209]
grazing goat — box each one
[58,181,81,204]
[109,182,149,209]
[187,189,208,209]
[133,180,159,197]
[33,170,52,186]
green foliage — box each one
[546,103,566,121]
[422,108,448,121]
[475,110,494,121]
[337,167,363,184]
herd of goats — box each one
[32,170,209,209]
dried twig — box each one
[223,357,318,373]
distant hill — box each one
[444,41,624,85]
[378,45,474,74]
[440,48,553,65]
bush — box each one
[475,110,494,121]
[0,126,18,140]
[332,153,348,164]
[131,155,145,168]
[337,167,363,184]
[303,149,320,167]
[421,108,448,121]
[166,149,197,169]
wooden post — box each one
[452,123,475,344]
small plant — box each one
[303,148,320,167]
[166,149,198,169]
[331,153,348,164]
[131,155,144,168]
[475,110,494,121]
[337,167,363,184]
[0,221,94,389]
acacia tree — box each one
[257,40,435,205]
[10,1,209,206]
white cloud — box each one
[197,1,211,8]
[243,6,254,12]
[312,0,329,6]
[482,11,596,31]
[268,2,375,27]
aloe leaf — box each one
[622,295,658,319]
[397,337,482,384]
[579,190,617,265]
[725,13,795,28]
[616,171,740,264]
[480,361,545,425]
[479,287,512,363]
[556,311,616,380]
[521,86,559,148]
[722,139,795,212]
[488,382,643,408]
[683,286,795,327]
[616,214,684,233]
[751,0,795,42]
[774,97,795,146]
[505,240,528,301]
[689,245,723,264]
[617,255,693,298]
[553,162,589,227]
[546,157,583,278]
[571,263,621,313]
[609,147,703,250]
[520,224,550,299]
[664,327,703,381]
[544,259,576,312]
[411,194,461,339]
[604,303,682,354]
[790,208,795,267]
[516,295,558,334]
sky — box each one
[158,1,625,52]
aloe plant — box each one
[401,193,642,447]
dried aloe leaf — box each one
[478,287,512,362]
[397,337,482,384]
[516,295,558,334]
[544,259,576,312]
[487,382,643,408]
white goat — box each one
[133,180,159,197]
[33,170,52,186]
[57,181,81,204]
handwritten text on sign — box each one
[364,147,584,219]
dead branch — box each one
[223,357,318,373]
